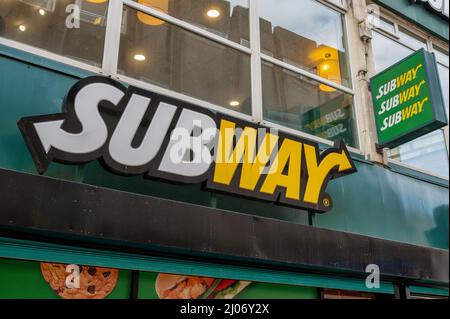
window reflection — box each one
[0,0,108,67]
[388,130,449,178]
[259,0,351,88]
[434,46,450,65]
[378,17,396,34]
[133,0,249,46]
[372,31,412,72]
[372,31,449,178]
[398,27,428,51]
[118,6,251,113]
[262,62,358,148]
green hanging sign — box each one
[370,49,448,149]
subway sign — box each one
[18,76,356,213]
[370,49,448,149]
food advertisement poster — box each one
[0,259,318,299]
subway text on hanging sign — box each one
[18,76,357,213]
[370,49,448,149]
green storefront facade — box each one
[0,0,448,299]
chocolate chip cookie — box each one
[40,263,119,299]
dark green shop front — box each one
[0,41,448,299]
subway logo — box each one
[18,77,357,213]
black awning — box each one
[0,168,448,284]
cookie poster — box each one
[40,263,119,299]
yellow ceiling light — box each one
[137,0,168,26]
[311,45,342,93]
[87,0,108,3]
[38,8,46,15]
[18,25,26,32]
[321,63,330,72]
[207,9,221,18]
[229,101,240,107]
[318,59,341,92]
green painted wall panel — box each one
[316,160,449,249]
[0,55,82,180]
[0,259,58,299]
[0,49,448,251]
[374,0,449,41]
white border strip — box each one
[249,0,263,122]
[0,37,102,74]
[102,0,124,76]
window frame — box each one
[370,7,450,180]
[0,36,103,74]
[0,0,361,153]
[257,1,361,150]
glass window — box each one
[378,17,396,35]
[262,62,358,148]
[0,0,108,67]
[398,27,428,51]
[132,0,249,46]
[433,46,449,66]
[372,31,449,178]
[372,31,413,72]
[259,0,351,89]
[118,5,251,113]
[369,14,396,35]
[388,130,449,178]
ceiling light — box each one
[137,0,168,26]
[207,9,220,18]
[134,54,146,62]
[18,25,26,32]
[39,9,46,16]
[229,101,240,107]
